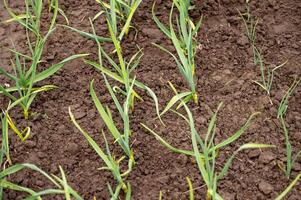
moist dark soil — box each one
[0,0,301,199]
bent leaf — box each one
[34,54,89,83]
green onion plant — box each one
[275,171,301,200]
[3,99,32,147]
[0,99,34,169]
[152,1,202,110]
[85,18,161,119]
[0,163,82,200]
[0,99,36,174]
[63,0,142,42]
[239,6,286,97]
[94,0,142,40]
[48,0,69,25]
[0,0,88,119]
[0,112,10,169]
[69,75,135,199]
[142,102,273,199]
[277,79,300,178]
[87,18,142,109]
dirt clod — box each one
[248,149,261,159]
[259,151,276,164]
[73,110,87,120]
[141,28,163,39]
[258,180,274,195]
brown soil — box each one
[0,0,300,199]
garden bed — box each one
[0,0,300,199]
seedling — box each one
[239,6,286,97]
[48,0,69,25]
[0,0,88,119]
[142,102,273,199]
[186,177,194,200]
[153,0,202,48]
[275,171,301,200]
[0,113,10,169]
[152,1,203,111]
[277,79,300,178]
[85,18,161,119]
[63,0,141,42]
[69,75,135,199]
[0,163,83,199]
[94,0,142,40]
[89,17,142,108]
[0,98,34,169]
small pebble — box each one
[67,142,79,154]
